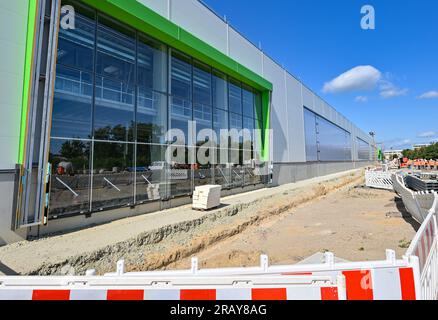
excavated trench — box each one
[25,171,365,276]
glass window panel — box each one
[136,144,166,202]
[194,146,213,188]
[171,51,192,100]
[213,108,228,148]
[137,35,167,93]
[92,141,134,210]
[57,4,95,71]
[170,96,192,145]
[51,66,93,139]
[242,85,254,118]
[193,61,212,107]
[169,146,192,196]
[230,150,244,188]
[49,138,90,218]
[94,76,135,142]
[213,148,230,188]
[228,79,242,114]
[317,115,351,162]
[96,15,135,84]
[229,113,242,146]
[304,108,318,161]
[243,117,254,150]
[357,138,370,160]
[212,70,228,110]
[137,88,167,144]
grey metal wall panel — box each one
[302,86,314,111]
[286,74,306,162]
[0,0,29,169]
[263,56,288,163]
[169,0,228,54]
[228,28,263,75]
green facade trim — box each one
[19,0,38,165]
[261,91,271,161]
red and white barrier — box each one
[0,275,344,300]
[405,194,438,300]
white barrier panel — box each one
[0,274,344,300]
[392,173,424,223]
[101,252,417,300]
[414,191,437,222]
[405,193,438,300]
[365,171,393,190]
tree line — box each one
[402,142,438,160]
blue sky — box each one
[203,0,438,151]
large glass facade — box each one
[304,107,352,162]
[48,1,266,219]
[357,138,371,161]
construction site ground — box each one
[0,169,419,276]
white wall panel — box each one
[0,0,28,169]
[263,56,288,163]
[170,0,228,53]
[228,28,263,75]
[286,74,306,162]
[302,86,314,111]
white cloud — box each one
[323,65,382,93]
[418,91,438,99]
[379,80,408,99]
[355,96,368,102]
[418,131,437,138]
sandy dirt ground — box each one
[0,169,419,276]
[165,186,419,270]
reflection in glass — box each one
[357,138,370,160]
[136,144,166,203]
[304,108,352,162]
[52,66,93,139]
[94,76,135,141]
[214,108,228,148]
[92,142,134,210]
[304,108,318,161]
[137,89,167,144]
[57,5,95,72]
[137,35,167,93]
[213,148,230,188]
[229,79,242,114]
[171,51,192,100]
[242,85,254,118]
[317,116,351,161]
[212,70,228,110]
[49,138,90,217]
[96,15,135,84]
[50,2,267,218]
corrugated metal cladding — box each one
[138,0,374,163]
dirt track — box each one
[166,186,419,270]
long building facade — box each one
[0,0,375,245]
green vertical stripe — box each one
[261,91,271,161]
[19,0,38,165]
